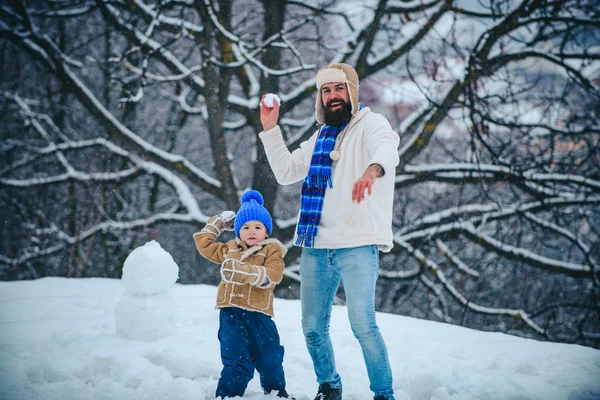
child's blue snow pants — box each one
[216,307,286,398]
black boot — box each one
[374,397,387,400]
[314,383,342,400]
[264,388,295,399]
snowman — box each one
[115,240,179,341]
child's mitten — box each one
[201,212,235,236]
[219,210,236,231]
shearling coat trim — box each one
[193,227,287,317]
[235,237,288,260]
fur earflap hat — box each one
[315,63,360,124]
[234,190,273,237]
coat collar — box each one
[234,237,288,261]
[346,106,369,130]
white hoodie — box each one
[259,107,400,252]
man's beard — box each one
[323,99,352,126]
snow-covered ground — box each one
[1,240,599,400]
[1,277,599,400]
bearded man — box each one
[259,63,399,400]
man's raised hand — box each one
[260,93,281,132]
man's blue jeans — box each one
[300,245,395,399]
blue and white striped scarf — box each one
[295,122,348,247]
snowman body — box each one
[115,240,179,341]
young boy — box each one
[193,190,291,399]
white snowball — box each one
[115,292,175,341]
[121,240,179,295]
[263,93,281,108]
[220,210,236,222]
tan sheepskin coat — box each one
[194,230,287,317]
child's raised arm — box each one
[193,212,235,264]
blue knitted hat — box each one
[234,190,273,237]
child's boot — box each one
[265,389,295,399]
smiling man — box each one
[259,63,400,400]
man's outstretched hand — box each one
[352,164,384,204]
[260,93,280,132]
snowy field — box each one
[1,242,599,400]
[1,277,599,400]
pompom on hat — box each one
[234,190,273,237]
[315,63,360,124]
